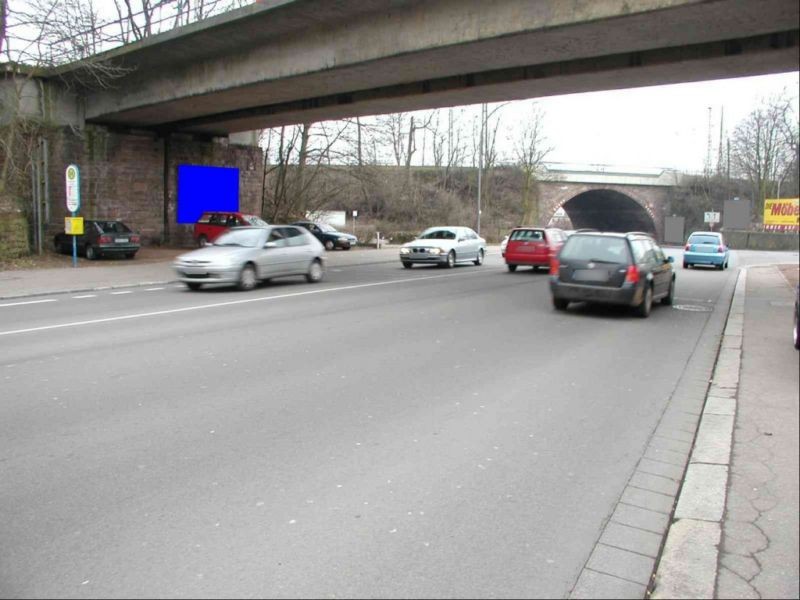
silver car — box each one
[173,226,326,291]
[399,226,486,268]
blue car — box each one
[683,231,729,270]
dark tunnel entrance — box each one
[559,189,656,235]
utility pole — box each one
[477,103,485,235]
[704,106,713,178]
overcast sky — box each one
[493,71,799,173]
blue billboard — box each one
[177,165,240,224]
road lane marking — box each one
[0,270,484,337]
[145,287,165,291]
[72,294,97,299]
[110,291,133,295]
[0,298,57,308]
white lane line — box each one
[0,298,57,308]
[72,294,97,299]
[110,291,133,295]
[145,287,165,291]
[0,270,483,337]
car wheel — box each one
[197,235,209,248]
[343,246,351,251]
[85,244,98,260]
[237,263,257,291]
[474,249,484,266]
[661,278,675,305]
[402,261,413,269]
[553,297,568,311]
[794,306,799,350]
[446,251,455,268]
[507,264,517,272]
[186,282,202,291]
[715,263,723,270]
[306,259,324,283]
[324,240,335,251]
[683,262,690,269]
[636,285,653,318]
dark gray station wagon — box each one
[549,231,675,318]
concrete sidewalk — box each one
[0,245,408,300]
[652,264,799,599]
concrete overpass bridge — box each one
[45,0,799,135]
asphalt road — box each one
[0,250,771,598]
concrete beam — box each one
[48,0,798,133]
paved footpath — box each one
[653,264,798,599]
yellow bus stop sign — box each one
[65,216,84,235]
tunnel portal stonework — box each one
[538,181,672,241]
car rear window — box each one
[688,234,721,245]
[560,235,631,263]
[510,229,544,241]
[96,221,131,233]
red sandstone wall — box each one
[47,126,264,247]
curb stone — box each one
[650,269,747,599]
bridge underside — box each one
[562,190,657,236]
[54,0,799,135]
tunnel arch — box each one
[555,189,657,235]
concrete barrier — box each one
[723,230,799,251]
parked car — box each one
[173,225,326,291]
[794,284,799,350]
[194,211,268,247]
[504,227,566,272]
[399,226,486,268]
[292,221,358,250]
[683,231,729,269]
[54,219,140,260]
[549,231,675,318]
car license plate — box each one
[573,269,608,282]
[115,238,128,243]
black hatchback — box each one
[54,219,141,260]
[549,232,675,318]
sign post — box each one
[65,164,81,267]
[704,211,720,231]
[352,209,358,236]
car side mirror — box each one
[667,256,674,263]
[264,241,277,249]
[458,237,465,242]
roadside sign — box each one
[352,210,358,217]
[704,211,720,224]
[65,217,84,235]
[65,164,80,213]
[763,198,799,227]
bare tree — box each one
[730,91,798,218]
[512,103,552,225]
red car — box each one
[504,227,566,272]
[193,211,268,247]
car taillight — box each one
[685,244,691,251]
[131,235,140,244]
[99,235,112,244]
[717,245,724,253]
[625,264,640,284]
[550,256,559,275]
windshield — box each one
[688,234,721,245]
[316,223,337,232]
[559,235,630,263]
[213,229,264,248]
[418,228,456,240]
[244,215,269,227]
